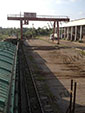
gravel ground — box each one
[23,37,85,113]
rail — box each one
[18,41,44,113]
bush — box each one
[79,40,83,43]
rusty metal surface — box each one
[7,14,70,22]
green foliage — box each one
[0,27,21,40]
[0,27,52,40]
[81,50,85,56]
[0,34,8,41]
[24,28,37,38]
[24,27,52,39]
[79,40,83,43]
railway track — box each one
[18,42,44,113]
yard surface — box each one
[23,37,85,113]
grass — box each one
[28,55,34,61]
[43,84,60,113]
[36,36,57,45]
[36,75,45,81]
[79,40,83,43]
[81,50,85,56]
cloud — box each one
[79,11,83,15]
[56,0,66,4]
[78,11,85,16]
[70,0,77,2]
[56,0,78,4]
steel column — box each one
[72,82,77,113]
[57,21,59,44]
[20,20,23,40]
[53,21,56,40]
[70,80,73,113]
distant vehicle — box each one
[50,33,57,40]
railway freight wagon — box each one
[0,41,18,113]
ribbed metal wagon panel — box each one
[0,41,18,113]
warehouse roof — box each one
[62,18,85,27]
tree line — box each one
[0,27,52,40]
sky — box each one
[0,0,85,28]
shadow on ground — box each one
[23,39,85,113]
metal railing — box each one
[7,14,69,19]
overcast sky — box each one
[0,0,84,28]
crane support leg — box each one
[20,20,23,40]
[57,21,59,44]
[53,21,56,41]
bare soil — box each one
[23,37,85,113]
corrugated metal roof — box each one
[62,18,85,27]
[0,41,17,112]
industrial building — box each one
[60,18,85,42]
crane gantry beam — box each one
[7,13,70,44]
[7,17,69,22]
